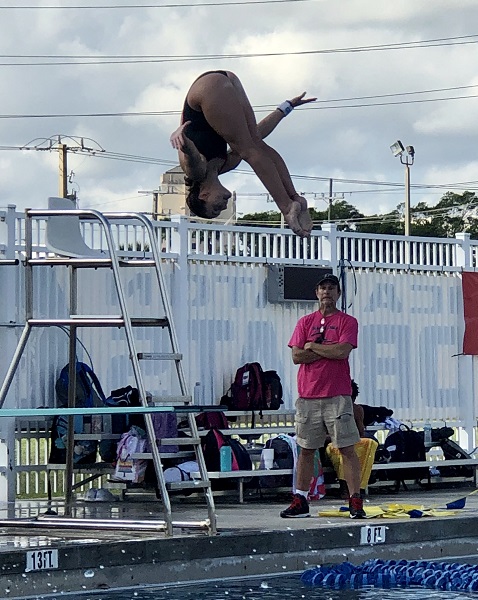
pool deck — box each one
[2,485,478,598]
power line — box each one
[2,35,478,67]
[0,0,314,9]
[293,84,478,105]
[3,35,478,59]
[3,142,478,194]
[2,87,478,120]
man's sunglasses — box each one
[315,318,326,344]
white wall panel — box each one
[349,270,467,424]
[187,262,330,409]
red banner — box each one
[462,272,478,355]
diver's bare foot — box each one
[284,199,312,237]
[298,204,313,236]
[287,196,312,237]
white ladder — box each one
[0,202,216,536]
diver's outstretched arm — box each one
[220,92,316,175]
[257,92,315,139]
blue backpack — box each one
[55,361,106,408]
[50,362,107,465]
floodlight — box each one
[390,140,405,157]
[390,140,415,236]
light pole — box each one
[390,140,415,236]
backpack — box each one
[223,363,284,413]
[230,362,265,411]
[50,361,107,465]
[106,385,142,434]
[259,435,294,488]
[262,370,283,410]
[201,428,252,472]
[382,425,428,489]
[55,361,106,408]
[439,439,474,478]
[195,411,229,431]
[98,386,142,463]
[48,415,98,465]
[229,438,253,471]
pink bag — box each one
[114,428,147,483]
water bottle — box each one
[220,445,232,471]
[424,422,432,448]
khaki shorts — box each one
[295,396,360,450]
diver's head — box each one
[185,177,231,219]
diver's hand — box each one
[288,92,316,108]
[170,121,193,152]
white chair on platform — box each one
[45,196,106,258]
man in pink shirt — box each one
[280,273,365,519]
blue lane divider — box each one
[301,559,478,592]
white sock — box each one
[295,489,309,499]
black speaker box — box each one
[267,265,333,302]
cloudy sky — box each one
[1,0,477,222]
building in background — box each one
[155,166,235,222]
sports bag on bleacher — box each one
[382,425,428,487]
[230,362,264,410]
[439,439,474,478]
[222,363,283,411]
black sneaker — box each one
[280,493,310,518]
[349,493,366,519]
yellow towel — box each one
[326,438,378,489]
[317,503,458,519]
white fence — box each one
[1,204,478,500]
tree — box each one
[354,205,403,236]
[237,210,281,226]
[427,192,478,238]
[237,191,478,238]
[238,199,364,231]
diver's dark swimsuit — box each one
[182,71,229,161]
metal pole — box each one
[404,162,411,237]
[152,192,158,220]
[64,267,78,515]
[328,178,333,221]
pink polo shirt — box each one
[288,309,358,399]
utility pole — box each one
[20,135,105,200]
[58,143,68,198]
[138,189,161,219]
[152,191,159,220]
[328,178,333,221]
[319,179,343,222]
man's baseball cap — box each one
[316,273,340,288]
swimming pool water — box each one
[30,574,478,600]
